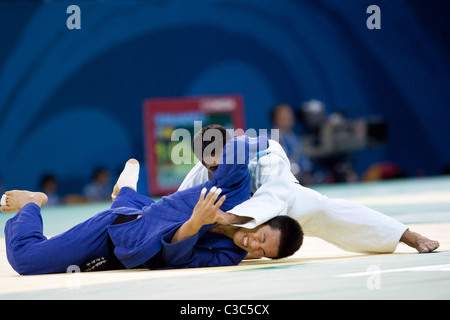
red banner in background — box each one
[143,94,245,196]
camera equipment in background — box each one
[297,100,387,182]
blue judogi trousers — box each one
[5,203,118,275]
[4,188,154,275]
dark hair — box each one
[92,167,109,180]
[270,102,292,124]
[192,124,232,161]
[264,216,303,259]
[39,174,57,189]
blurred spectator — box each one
[39,174,61,206]
[83,167,112,202]
[270,103,313,184]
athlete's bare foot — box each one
[400,229,440,253]
[111,158,140,200]
[0,190,48,212]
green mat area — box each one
[1,176,450,238]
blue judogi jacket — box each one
[4,136,269,275]
[108,135,269,269]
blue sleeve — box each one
[216,135,269,169]
[160,232,246,268]
[209,136,269,211]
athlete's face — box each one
[202,154,221,174]
[233,225,281,259]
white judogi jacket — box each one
[179,140,295,229]
[179,139,408,253]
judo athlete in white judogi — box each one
[179,125,440,256]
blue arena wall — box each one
[0,0,449,194]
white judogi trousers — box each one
[179,139,408,254]
[287,183,407,253]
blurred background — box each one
[0,0,449,202]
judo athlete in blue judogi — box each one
[2,136,303,275]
